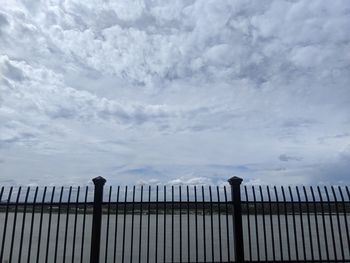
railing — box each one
[241,184,350,263]
[0,177,349,262]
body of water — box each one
[0,212,349,262]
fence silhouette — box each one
[0,177,349,262]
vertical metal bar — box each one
[267,186,276,261]
[296,187,306,260]
[163,186,167,263]
[288,186,299,261]
[324,186,337,261]
[18,187,31,262]
[90,176,107,263]
[71,186,80,263]
[122,186,128,263]
[274,186,283,261]
[317,186,330,261]
[303,186,314,262]
[105,186,112,263]
[202,186,207,263]
[155,186,159,263]
[244,186,252,261]
[129,186,135,263]
[138,185,143,263]
[179,186,183,263]
[187,186,190,263]
[209,186,214,262]
[9,186,22,263]
[113,186,120,263]
[45,187,56,263]
[217,186,223,263]
[298,187,307,260]
[339,186,350,257]
[63,186,73,262]
[0,187,13,263]
[27,187,39,263]
[228,176,244,263]
[252,185,260,262]
[171,186,174,263]
[224,186,231,261]
[80,186,88,263]
[195,186,199,262]
[259,186,268,261]
[36,186,47,263]
[0,186,3,201]
[331,186,345,260]
[147,186,151,263]
[0,187,4,260]
[281,186,291,261]
[54,186,64,263]
[346,187,350,257]
[310,186,322,261]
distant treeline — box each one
[0,201,349,215]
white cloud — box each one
[0,0,350,185]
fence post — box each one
[90,176,106,263]
[228,176,244,263]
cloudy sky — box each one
[1,0,350,186]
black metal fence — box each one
[0,177,349,263]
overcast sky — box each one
[1,0,350,186]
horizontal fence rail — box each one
[0,177,349,262]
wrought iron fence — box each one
[0,177,349,263]
[241,184,350,263]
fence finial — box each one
[228,176,243,185]
[92,176,106,186]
